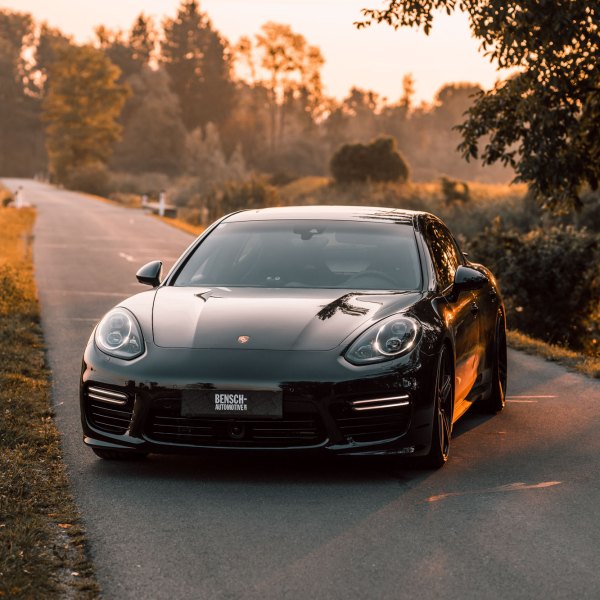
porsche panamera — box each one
[80,205,507,468]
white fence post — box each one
[158,191,166,217]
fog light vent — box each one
[87,386,128,405]
[351,395,409,412]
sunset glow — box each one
[1,0,504,103]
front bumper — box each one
[80,343,437,457]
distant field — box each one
[278,176,527,207]
[274,176,530,241]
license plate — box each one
[181,390,283,418]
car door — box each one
[425,219,481,417]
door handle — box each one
[470,302,479,316]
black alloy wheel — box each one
[480,315,507,414]
[423,346,453,469]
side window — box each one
[426,221,462,290]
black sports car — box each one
[80,206,507,468]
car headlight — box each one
[95,308,145,360]
[345,315,421,365]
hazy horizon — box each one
[1,0,508,104]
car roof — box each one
[223,205,430,225]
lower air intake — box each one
[85,386,133,435]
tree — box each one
[239,22,325,151]
[185,122,227,179]
[433,83,482,127]
[129,14,155,67]
[33,23,71,95]
[43,44,129,183]
[161,0,234,130]
[95,14,155,81]
[218,82,270,167]
[359,2,600,211]
[0,9,44,176]
[184,122,247,185]
[111,68,186,175]
[330,137,409,184]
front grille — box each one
[146,398,326,448]
[331,401,411,443]
[85,385,134,435]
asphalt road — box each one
[5,178,600,599]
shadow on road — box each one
[451,408,496,439]
[86,451,438,487]
[83,409,499,486]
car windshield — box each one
[172,219,422,290]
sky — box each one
[1,0,506,104]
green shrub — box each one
[440,176,470,205]
[66,163,109,197]
[108,171,171,196]
[330,137,410,184]
[201,176,280,223]
[580,189,600,233]
[467,220,600,352]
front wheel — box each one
[422,346,453,469]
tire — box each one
[422,346,453,469]
[479,315,507,414]
[92,448,148,461]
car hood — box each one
[151,287,423,351]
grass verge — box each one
[507,330,600,379]
[0,183,13,207]
[153,214,204,237]
[0,207,99,599]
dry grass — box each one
[154,214,204,237]
[279,176,331,203]
[507,330,600,379]
[276,176,527,207]
[0,207,99,599]
[268,177,533,244]
[0,183,13,207]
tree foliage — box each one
[33,24,71,95]
[468,221,600,350]
[161,0,234,130]
[203,176,278,222]
[330,137,409,184]
[43,44,129,183]
[0,10,44,175]
[95,14,155,81]
[359,1,600,211]
[236,23,325,152]
[111,68,186,175]
[1,4,515,183]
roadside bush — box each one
[467,220,600,352]
[107,171,171,197]
[0,184,13,207]
[330,137,410,184]
[579,189,600,233]
[269,172,298,187]
[440,176,470,205]
[66,163,109,197]
[198,176,280,223]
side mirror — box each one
[453,265,488,294]
[136,261,163,287]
